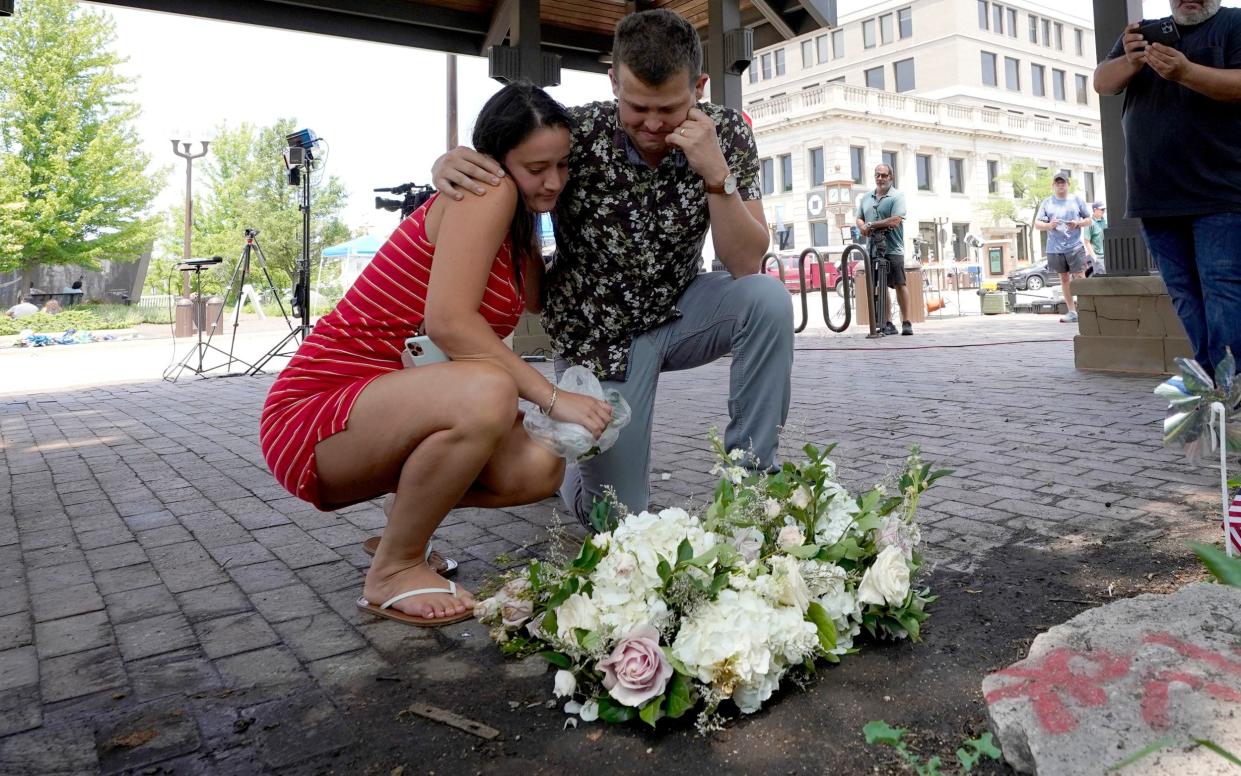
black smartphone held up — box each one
[1137,17,1181,48]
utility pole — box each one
[447,54,459,150]
[171,139,209,298]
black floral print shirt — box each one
[542,100,762,381]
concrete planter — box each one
[1072,275,1192,375]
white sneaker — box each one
[1060,310,1079,323]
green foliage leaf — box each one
[959,732,1002,771]
[537,650,572,669]
[539,610,557,638]
[863,719,906,746]
[595,696,636,724]
[676,538,694,565]
[1191,738,1241,766]
[1189,541,1241,588]
[785,543,821,559]
[656,557,673,585]
[806,602,838,653]
[638,695,665,728]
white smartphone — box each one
[401,335,450,368]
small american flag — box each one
[1227,491,1241,556]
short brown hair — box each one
[613,9,701,86]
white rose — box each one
[732,527,765,562]
[767,555,812,611]
[473,595,502,623]
[777,525,805,550]
[857,546,911,607]
[553,669,577,698]
[555,593,600,639]
[790,486,812,511]
[764,498,782,519]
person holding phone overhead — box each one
[1093,0,1241,376]
[259,83,613,628]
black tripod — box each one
[209,228,290,374]
[249,155,313,375]
[862,232,892,339]
[163,257,233,381]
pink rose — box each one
[598,624,673,707]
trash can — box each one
[205,295,225,334]
[174,298,195,338]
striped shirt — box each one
[258,194,524,508]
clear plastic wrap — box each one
[523,366,632,461]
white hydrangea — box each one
[671,589,818,714]
[814,482,859,546]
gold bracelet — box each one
[543,385,559,416]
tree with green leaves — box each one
[984,158,1054,262]
[0,0,163,283]
[155,119,350,297]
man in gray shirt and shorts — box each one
[1035,172,1092,323]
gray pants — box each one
[557,271,793,526]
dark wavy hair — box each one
[472,82,572,284]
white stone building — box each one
[744,0,1104,280]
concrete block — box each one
[1074,335,1169,375]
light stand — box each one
[248,132,317,375]
[162,256,233,381]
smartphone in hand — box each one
[1137,17,1180,47]
[401,335,450,368]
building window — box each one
[816,34,830,63]
[993,3,1003,34]
[1005,57,1020,91]
[810,221,831,247]
[1006,7,1017,37]
[916,154,932,191]
[1031,63,1046,97]
[1075,73,1089,104]
[1054,23,1064,51]
[987,160,999,194]
[949,158,965,194]
[779,154,793,192]
[865,65,885,90]
[850,146,865,184]
[1029,14,1038,43]
[880,13,894,45]
[882,150,899,186]
[1084,171,1095,203]
[1041,18,1051,47]
[898,7,913,39]
[809,147,824,186]
[832,29,845,58]
[978,0,988,30]
[761,158,774,195]
[828,75,846,84]
[761,52,772,79]
[748,66,758,85]
[981,51,998,87]
[1052,68,1066,100]
[863,18,877,48]
[774,48,786,76]
[801,39,814,68]
[1075,28,1085,57]
[894,58,915,92]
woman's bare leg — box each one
[314,362,518,619]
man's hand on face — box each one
[665,107,729,186]
[432,146,506,201]
[1121,22,1147,65]
[1144,42,1192,82]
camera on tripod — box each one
[374,182,435,219]
[244,228,260,238]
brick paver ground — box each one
[0,315,1224,773]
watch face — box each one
[724,174,738,195]
[827,188,840,203]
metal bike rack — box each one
[767,248,855,334]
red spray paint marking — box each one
[985,648,1131,734]
[1139,634,1241,729]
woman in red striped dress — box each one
[259,84,613,627]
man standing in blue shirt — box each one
[856,164,912,335]
[1035,173,1092,323]
[1094,0,1241,376]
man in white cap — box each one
[1035,173,1092,323]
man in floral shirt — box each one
[433,9,791,527]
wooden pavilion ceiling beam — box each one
[749,0,795,40]
[482,0,516,53]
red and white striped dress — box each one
[259,194,525,509]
